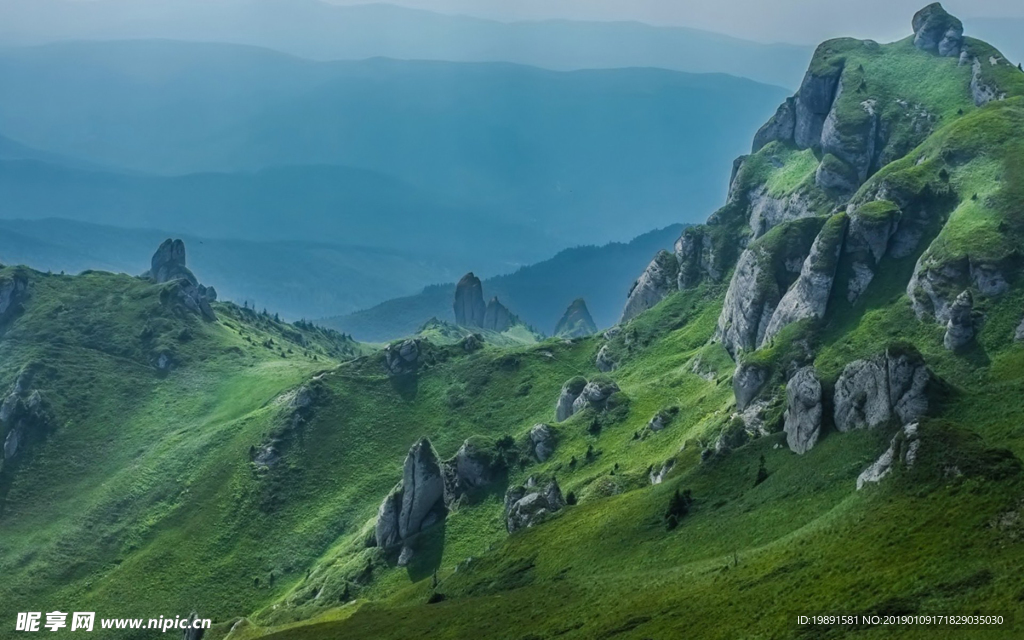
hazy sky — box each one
[320,0,1024,44]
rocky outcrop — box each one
[943,290,975,351]
[454,272,486,328]
[375,438,446,548]
[784,367,823,454]
[483,297,515,332]
[529,424,555,462]
[554,298,597,338]
[857,423,921,490]
[833,348,930,432]
[555,377,588,422]
[907,255,1006,324]
[0,272,28,324]
[649,460,675,485]
[571,379,621,414]
[595,345,618,372]
[442,439,495,507]
[675,227,721,289]
[384,339,420,375]
[182,613,206,640]
[794,56,844,150]
[970,56,1007,107]
[747,185,818,239]
[911,3,963,57]
[1015,315,1024,342]
[819,83,880,188]
[752,97,796,153]
[716,249,778,357]
[732,362,768,411]
[844,201,901,302]
[146,239,217,321]
[0,373,50,465]
[762,215,846,344]
[620,250,680,324]
[505,479,565,533]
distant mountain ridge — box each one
[0,0,812,87]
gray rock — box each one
[149,239,197,285]
[620,250,680,323]
[784,367,822,454]
[857,422,921,490]
[0,273,29,322]
[3,427,19,459]
[970,262,1008,296]
[649,460,675,485]
[595,345,618,372]
[815,154,861,194]
[820,83,879,186]
[529,424,555,462]
[555,378,588,422]
[443,439,494,506]
[970,57,1006,107]
[554,298,598,338]
[844,201,901,302]
[762,214,847,345]
[906,255,968,322]
[384,339,420,375]
[482,297,516,332]
[0,377,49,462]
[943,290,975,351]
[793,57,844,149]
[746,185,817,239]
[397,545,415,567]
[505,479,565,533]
[675,227,721,288]
[375,438,446,548]
[912,3,963,57]
[732,362,768,411]
[1015,316,1024,342]
[181,613,206,640]
[647,413,668,432]
[834,349,929,432]
[571,380,620,414]
[453,272,485,328]
[752,97,797,152]
[716,249,778,358]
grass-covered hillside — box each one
[3,4,1024,639]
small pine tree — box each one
[754,454,769,486]
[566,491,577,505]
[665,488,693,528]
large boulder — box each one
[911,3,963,57]
[554,298,597,338]
[375,438,446,548]
[571,379,621,414]
[555,377,588,422]
[147,239,217,321]
[762,214,847,345]
[943,290,975,351]
[384,339,420,375]
[442,439,496,507]
[595,345,618,373]
[732,362,768,411]
[675,227,721,289]
[833,348,930,432]
[620,250,680,324]
[454,272,486,328]
[716,249,779,357]
[505,479,565,533]
[529,424,555,462]
[784,367,823,454]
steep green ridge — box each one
[2,6,1024,640]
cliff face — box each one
[454,272,485,328]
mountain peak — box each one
[554,298,597,338]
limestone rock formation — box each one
[844,201,901,302]
[182,613,206,640]
[375,438,446,548]
[384,339,420,375]
[649,460,675,485]
[505,479,565,533]
[784,367,823,454]
[554,298,597,338]
[0,272,28,324]
[555,377,588,422]
[620,250,680,324]
[453,272,485,328]
[911,3,963,57]
[943,290,975,351]
[483,297,515,332]
[833,348,930,432]
[529,424,555,462]
[857,423,921,490]
[571,379,621,414]
[793,55,844,150]
[752,98,796,153]
[146,239,217,321]
[716,249,778,357]
[732,362,768,411]
[675,227,721,289]
[762,215,847,345]
[595,345,618,372]
[0,373,49,464]
[442,439,495,507]
[1015,315,1024,342]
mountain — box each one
[324,224,684,341]
[0,41,788,248]
[0,0,811,87]
[3,5,1024,640]
[0,218,476,319]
